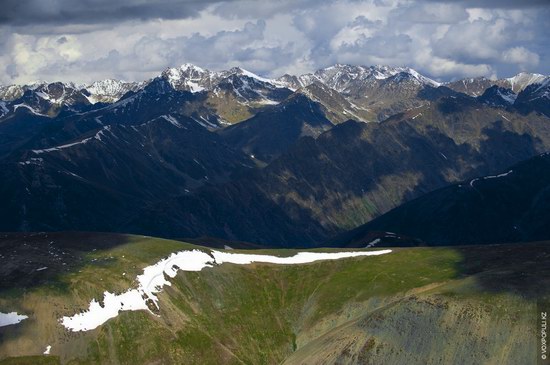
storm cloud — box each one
[0,0,225,26]
[421,0,550,9]
[0,0,548,84]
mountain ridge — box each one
[3,63,546,106]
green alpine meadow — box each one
[0,233,548,364]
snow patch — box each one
[232,67,276,84]
[256,99,279,105]
[483,170,513,180]
[192,115,218,129]
[499,114,510,121]
[162,115,183,128]
[32,126,112,154]
[364,238,381,248]
[470,170,513,187]
[12,103,48,116]
[61,291,148,331]
[0,101,8,114]
[497,89,517,104]
[507,72,547,92]
[18,157,43,166]
[60,248,391,332]
[186,81,205,93]
[0,312,28,327]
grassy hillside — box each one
[0,233,547,364]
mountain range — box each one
[1,63,549,247]
[1,62,550,365]
[3,65,547,122]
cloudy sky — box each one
[1,0,549,85]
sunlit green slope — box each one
[0,233,547,364]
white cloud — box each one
[502,46,540,70]
[0,0,548,85]
[415,52,495,79]
[466,8,494,21]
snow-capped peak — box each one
[303,64,439,92]
[84,79,144,104]
[161,64,214,92]
[33,82,85,104]
[506,72,548,92]
[178,63,206,73]
[160,63,284,93]
[87,79,127,93]
[226,67,274,84]
[26,80,48,89]
[404,67,441,87]
[365,65,440,86]
[369,65,404,79]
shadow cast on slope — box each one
[0,232,133,293]
[324,124,549,248]
[455,242,550,300]
[403,119,543,203]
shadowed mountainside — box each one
[327,152,550,247]
[125,98,550,246]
